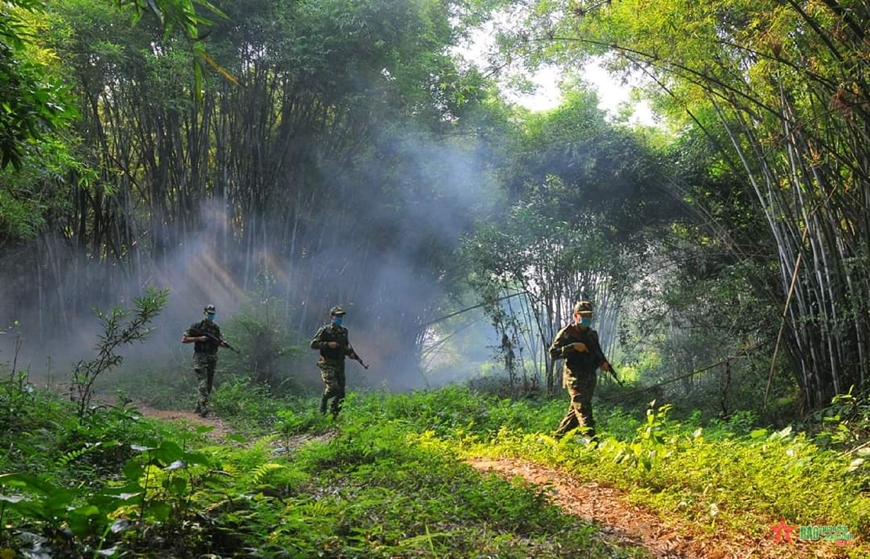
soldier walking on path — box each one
[310,305,365,418]
[182,304,231,417]
[548,300,616,440]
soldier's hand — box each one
[198,336,209,342]
[601,361,612,371]
[327,342,339,349]
[570,342,588,353]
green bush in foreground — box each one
[1,378,649,558]
[213,382,870,547]
[6,372,870,557]
[436,394,870,548]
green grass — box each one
[394,388,870,555]
[4,370,869,558]
[176,381,870,551]
[1,374,648,558]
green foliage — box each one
[95,365,197,411]
[273,407,331,449]
[116,0,225,37]
[0,135,95,243]
[0,376,210,556]
[258,401,643,558]
[0,1,79,170]
[456,395,870,544]
[610,402,673,472]
[11,0,511,396]
[461,91,672,392]
[72,287,170,418]
[1,375,651,557]
[812,389,870,476]
[1,436,230,556]
[8,376,870,556]
[209,375,281,425]
[220,268,307,392]
[615,245,786,419]
[0,0,222,171]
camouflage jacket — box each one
[184,320,222,355]
[548,324,609,377]
[310,324,358,362]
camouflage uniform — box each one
[310,306,359,418]
[548,302,612,438]
[184,318,223,415]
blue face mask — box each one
[332,317,343,326]
[580,316,592,327]
[206,313,216,322]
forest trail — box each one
[128,402,334,450]
[126,403,853,558]
[130,404,237,441]
[467,457,854,559]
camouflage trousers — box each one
[193,353,218,414]
[555,371,597,438]
[317,358,346,418]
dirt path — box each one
[129,403,335,452]
[468,457,858,559]
[122,401,857,558]
[131,404,237,441]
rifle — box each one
[352,352,369,370]
[556,325,622,385]
[604,365,624,386]
[191,329,240,354]
[341,342,368,369]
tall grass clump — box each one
[441,393,870,548]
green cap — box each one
[330,305,346,316]
[573,301,593,315]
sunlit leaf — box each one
[130,444,156,452]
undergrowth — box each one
[5,364,870,558]
[241,383,870,555]
[1,373,647,558]
[399,387,870,557]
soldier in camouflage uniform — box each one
[310,305,361,418]
[182,304,230,417]
[548,300,614,439]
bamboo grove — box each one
[2,0,870,410]
[1,0,504,384]
[495,0,870,409]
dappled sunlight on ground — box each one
[467,457,855,559]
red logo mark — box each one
[769,517,798,544]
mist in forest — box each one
[0,0,522,399]
[0,123,501,395]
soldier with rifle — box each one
[182,304,235,417]
[310,305,367,418]
[549,300,620,440]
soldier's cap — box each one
[204,304,216,314]
[573,301,593,315]
[330,305,346,316]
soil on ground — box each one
[128,403,861,559]
[468,457,861,559]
